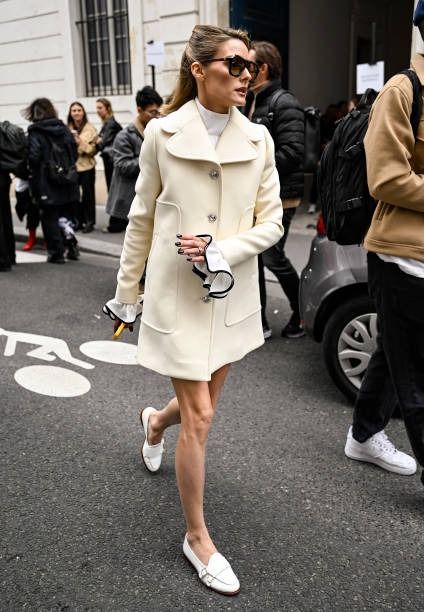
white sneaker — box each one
[344,426,416,475]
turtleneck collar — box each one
[195,98,230,146]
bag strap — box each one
[266,89,289,139]
[399,68,422,138]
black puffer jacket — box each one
[28,118,78,206]
[245,80,305,199]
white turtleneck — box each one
[195,97,230,147]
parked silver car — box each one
[299,217,377,401]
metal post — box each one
[151,65,156,89]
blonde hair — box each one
[163,25,251,115]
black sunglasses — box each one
[203,54,259,81]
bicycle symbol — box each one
[0,327,138,397]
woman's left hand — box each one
[175,234,207,264]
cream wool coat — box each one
[115,100,283,381]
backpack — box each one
[318,69,422,245]
[44,134,78,186]
[267,91,321,173]
[0,120,27,177]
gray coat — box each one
[106,124,144,219]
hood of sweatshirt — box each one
[28,118,69,139]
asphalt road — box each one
[1,242,423,612]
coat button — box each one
[201,296,211,303]
[209,169,220,179]
[207,214,217,223]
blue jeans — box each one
[353,253,424,466]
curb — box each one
[14,226,123,259]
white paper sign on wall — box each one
[356,61,385,94]
[146,41,165,67]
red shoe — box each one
[22,229,37,251]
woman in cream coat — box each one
[104,25,283,595]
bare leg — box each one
[147,397,180,445]
[147,364,229,445]
[173,364,230,565]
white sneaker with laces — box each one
[344,426,416,475]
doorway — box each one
[229,0,289,88]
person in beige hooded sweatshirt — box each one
[67,101,97,233]
[103,25,283,595]
[344,4,424,488]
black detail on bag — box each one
[266,91,321,173]
[0,121,27,177]
[318,69,422,245]
[45,136,78,186]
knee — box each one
[183,404,214,439]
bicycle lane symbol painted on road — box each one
[0,328,138,398]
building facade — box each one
[0,0,419,129]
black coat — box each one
[28,118,79,206]
[245,80,305,199]
[97,116,122,161]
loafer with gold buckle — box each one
[183,535,240,595]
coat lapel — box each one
[160,100,264,165]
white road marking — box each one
[79,340,138,365]
[14,365,91,397]
[0,328,94,369]
[15,251,46,263]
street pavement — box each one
[1,210,424,611]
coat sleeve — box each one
[113,131,140,178]
[364,77,424,212]
[216,128,283,267]
[273,94,305,175]
[114,121,161,304]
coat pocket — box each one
[141,200,181,333]
[224,256,261,326]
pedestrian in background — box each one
[67,101,97,233]
[244,40,305,339]
[95,98,122,190]
[0,160,15,271]
[344,3,424,482]
[25,98,79,263]
[103,86,162,233]
[103,24,283,594]
[0,118,28,270]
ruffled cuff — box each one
[192,234,234,298]
[102,294,143,324]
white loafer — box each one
[140,407,164,473]
[183,535,240,595]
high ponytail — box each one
[162,25,250,115]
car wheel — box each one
[322,295,377,402]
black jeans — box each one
[353,253,424,466]
[78,168,96,227]
[0,172,15,269]
[259,207,300,322]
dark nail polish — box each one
[178,248,184,254]
[176,233,182,238]
[187,257,192,261]
[175,241,181,246]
